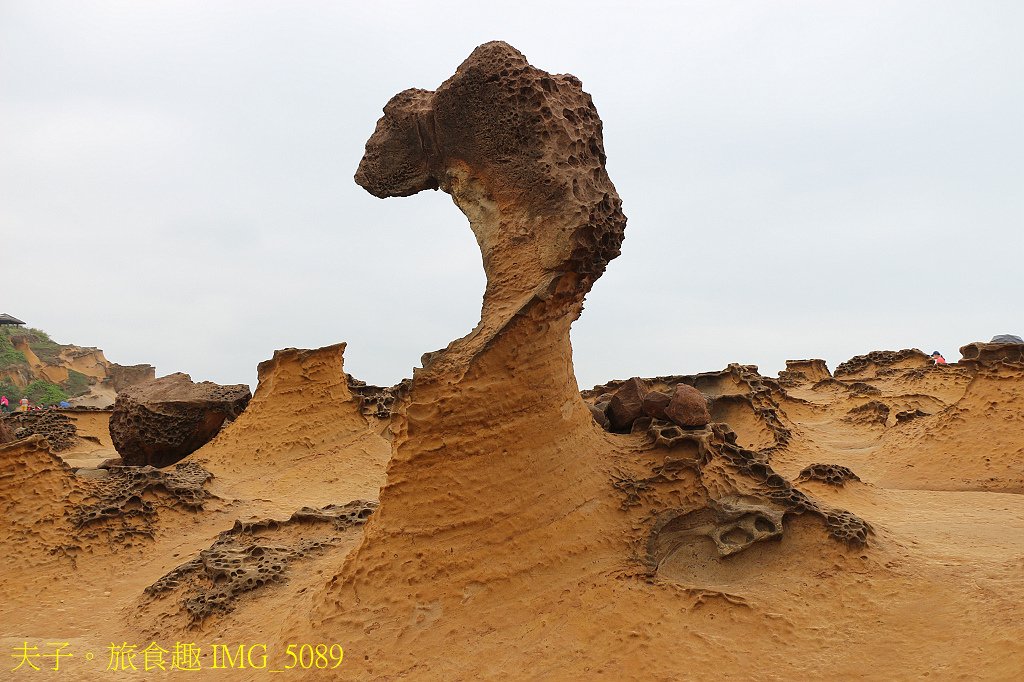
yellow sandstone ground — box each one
[1,346,1021,680]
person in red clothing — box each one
[0,395,8,413]
[931,351,947,365]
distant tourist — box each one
[58,400,71,408]
[19,397,29,412]
[931,351,947,365]
[0,395,8,413]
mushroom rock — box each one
[318,38,624,634]
[311,42,870,674]
[109,373,251,468]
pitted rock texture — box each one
[834,349,932,378]
[959,341,1024,367]
[69,462,213,546]
[109,373,251,468]
[4,410,78,451]
[356,39,625,338]
[611,421,872,566]
[778,359,832,387]
[843,400,891,426]
[798,463,862,487]
[587,363,792,454]
[144,500,376,624]
[347,375,406,419]
[648,496,785,558]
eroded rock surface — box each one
[798,463,862,487]
[834,349,932,378]
[109,373,251,468]
[959,340,1024,367]
[144,500,375,624]
[4,410,78,450]
[778,359,831,387]
[0,417,14,444]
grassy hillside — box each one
[0,327,85,405]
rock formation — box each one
[2,331,155,407]
[959,340,1024,367]
[109,373,251,468]
[0,417,13,444]
[664,383,711,427]
[300,43,869,676]
[833,348,932,378]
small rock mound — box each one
[834,349,932,378]
[109,373,251,467]
[778,359,832,387]
[798,463,862,487]
[4,410,78,450]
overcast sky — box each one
[2,1,1022,390]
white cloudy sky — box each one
[2,1,1022,390]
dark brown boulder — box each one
[588,403,610,430]
[641,390,671,420]
[664,384,711,428]
[109,373,251,468]
[607,377,650,432]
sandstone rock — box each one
[109,373,251,468]
[588,402,610,430]
[4,411,77,450]
[607,378,650,432]
[834,349,931,378]
[778,359,831,386]
[74,467,109,480]
[959,341,1024,366]
[0,418,13,444]
[664,384,710,428]
[641,390,671,420]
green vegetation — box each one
[0,333,27,369]
[0,378,69,406]
[63,369,93,398]
[0,326,87,406]
[23,380,68,405]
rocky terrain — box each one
[0,326,154,407]
[0,42,1021,680]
